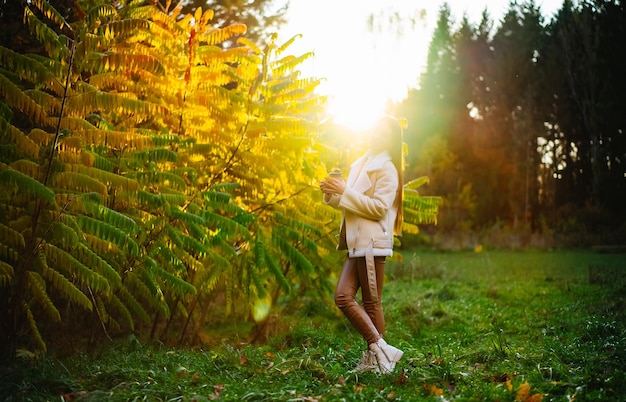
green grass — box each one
[1,249,625,401]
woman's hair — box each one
[377,116,404,236]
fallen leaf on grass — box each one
[392,370,408,385]
[516,381,531,400]
[209,384,225,400]
[62,391,87,401]
[423,383,444,396]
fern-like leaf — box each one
[28,271,61,323]
[44,243,110,293]
[107,293,134,330]
[77,215,139,256]
[0,117,40,158]
[0,260,14,287]
[0,168,55,205]
[24,302,47,352]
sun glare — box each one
[282,1,431,135]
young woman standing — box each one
[319,116,404,374]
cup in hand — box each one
[329,170,343,181]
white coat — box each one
[325,151,399,258]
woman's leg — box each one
[359,256,386,338]
[334,257,380,344]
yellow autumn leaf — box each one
[516,381,531,401]
[506,378,513,392]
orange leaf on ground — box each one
[516,381,530,401]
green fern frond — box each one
[87,52,165,75]
[115,284,150,323]
[47,221,80,251]
[177,232,208,259]
[150,133,180,147]
[23,302,47,352]
[404,176,430,191]
[275,34,303,55]
[152,241,186,274]
[38,252,93,311]
[67,164,139,191]
[10,159,41,179]
[137,190,165,209]
[28,271,61,323]
[193,261,222,294]
[4,214,31,238]
[236,37,262,55]
[77,215,138,256]
[51,171,107,197]
[24,89,62,116]
[135,171,186,190]
[58,117,99,131]
[96,19,151,41]
[271,52,314,77]
[85,4,118,30]
[0,260,14,287]
[146,256,196,298]
[202,190,232,206]
[44,243,110,293]
[201,210,250,239]
[107,292,134,330]
[255,238,289,293]
[159,192,186,206]
[0,222,26,250]
[125,270,166,313]
[273,212,321,238]
[403,207,439,226]
[175,246,205,273]
[67,92,166,127]
[0,168,55,205]
[84,233,118,255]
[74,243,121,288]
[169,207,204,227]
[83,201,137,234]
[83,151,116,172]
[132,148,178,164]
[23,7,70,60]
[27,0,69,31]
[204,24,247,46]
[272,232,314,274]
[403,193,443,211]
[94,294,110,326]
[0,117,41,158]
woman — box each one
[319,116,404,374]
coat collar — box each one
[349,151,392,193]
[350,151,392,172]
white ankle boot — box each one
[353,350,380,373]
[369,338,403,374]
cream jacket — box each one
[324,151,399,258]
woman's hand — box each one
[320,177,346,195]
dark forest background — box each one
[388,0,626,249]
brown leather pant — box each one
[334,256,386,345]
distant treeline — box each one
[392,0,625,246]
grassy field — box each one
[1,249,625,401]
